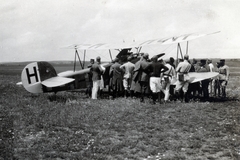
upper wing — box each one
[65,31,220,50]
[132,31,220,47]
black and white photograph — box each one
[1,0,240,159]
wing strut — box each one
[109,49,113,61]
[83,50,86,69]
[74,48,84,71]
[178,43,183,59]
[138,46,142,53]
[76,50,84,69]
[176,44,179,67]
[176,43,184,67]
[74,48,77,71]
[186,41,189,55]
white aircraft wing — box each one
[188,72,219,83]
[65,31,220,50]
[41,77,75,88]
[171,72,219,85]
[133,31,220,47]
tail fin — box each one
[21,62,57,93]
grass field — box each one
[0,60,240,159]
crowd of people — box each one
[86,53,230,104]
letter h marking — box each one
[26,67,39,84]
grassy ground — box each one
[1,61,240,159]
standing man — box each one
[120,56,135,98]
[218,59,230,98]
[214,62,221,97]
[147,57,169,104]
[131,54,143,97]
[207,59,215,95]
[196,59,211,101]
[91,56,104,99]
[161,59,176,103]
[208,59,214,72]
[175,54,192,102]
[109,58,123,98]
[168,57,176,97]
[169,57,176,69]
[187,58,199,100]
[133,53,150,102]
[86,59,94,98]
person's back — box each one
[91,62,102,81]
[148,60,168,77]
[139,58,150,82]
[176,60,191,75]
[86,59,94,97]
[120,61,135,79]
[175,54,192,102]
[109,59,123,98]
[91,56,104,99]
[164,63,175,78]
[110,62,122,78]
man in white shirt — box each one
[175,54,192,102]
[207,59,215,95]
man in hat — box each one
[109,58,123,98]
[196,59,211,101]
[91,56,104,99]
[175,54,192,102]
[120,56,135,98]
[218,59,230,98]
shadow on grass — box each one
[195,96,239,103]
[47,94,68,102]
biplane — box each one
[18,31,220,94]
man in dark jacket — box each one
[86,59,94,97]
[109,58,123,98]
[133,53,150,102]
[196,59,211,101]
[147,56,169,104]
[91,56,104,99]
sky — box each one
[1,0,240,62]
